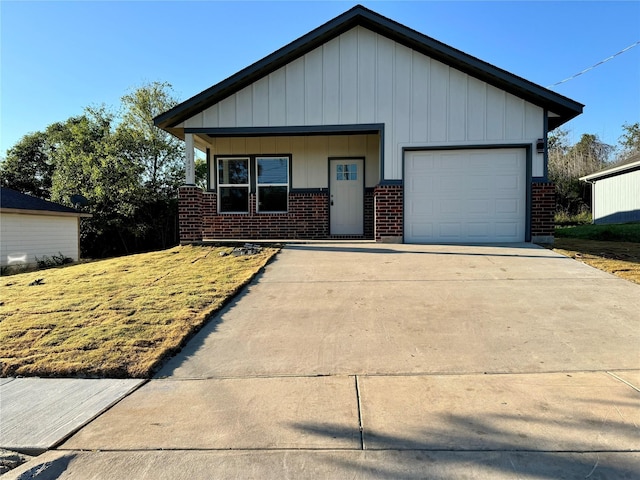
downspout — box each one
[581,178,596,224]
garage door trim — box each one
[402,144,532,243]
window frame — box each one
[256,155,290,213]
[216,156,250,214]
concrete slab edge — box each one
[607,371,640,392]
[43,379,149,454]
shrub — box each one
[555,208,592,226]
[35,252,74,269]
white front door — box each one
[329,159,364,235]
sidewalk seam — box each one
[354,375,364,450]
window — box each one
[217,157,249,213]
[257,156,289,212]
[336,163,358,181]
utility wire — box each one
[547,40,640,88]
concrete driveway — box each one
[157,242,640,377]
[8,243,640,479]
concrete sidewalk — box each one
[5,371,640,478]
[3,243,640,478]
[0,378,143,454]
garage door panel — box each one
[408,198,432,216]
[495,199,519,214]
[409,223,434,238]
[467,223,490,237]
[468,175,493,191]
[441,199,464,214]
[495,174,520,191]
[439,223,462,237]
[467,200,490,214]
[405,149,526,243]
[495,222,519,237]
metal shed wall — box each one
[592,169,640,224]
[0,213,80,266]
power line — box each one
[547,40,640,88]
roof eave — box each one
[154,5,583,131]
[1,207,92,218]
[580,160,640,182]
[154,7,363,130]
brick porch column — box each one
[178,186,203,243]
[374,183,403,243]
[531,182,555,244]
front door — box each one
[329,158,364,235]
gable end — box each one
[154,5,583,132]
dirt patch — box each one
[1,449,33,475]
[550,238,640,285]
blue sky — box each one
[1,1,639,158]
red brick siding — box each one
[364,189,375,239]
[531,182,555,238]
[179,188,376,241]
[374,184,403,241]
[201,191,329,239]
[178,186,203,243]
[183,182,553,243]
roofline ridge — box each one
[154,4,583,130]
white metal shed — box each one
[580,157,640,225]
[0,188,91,267]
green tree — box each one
[548,131,612,216]
[119,81,184,197]
[0,131,54,199]
[618,122,640,160]
[117,82,185,250]
[2,82,192,257]
[47,108,145,256]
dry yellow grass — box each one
[551,238,640,285]
[0,245,278,378]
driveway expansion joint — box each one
[606,371,640,392]
[354,375,365,450]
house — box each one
[580,155,640,225]
[0,188,91,267]
[154,4,583,244]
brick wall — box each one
[182,182,553,243]
[179,188,377,241]
[178,186,203,243]
[201,191,329,239]
[531,182,555,241]
[364,189,374,239]
[374,184,403,242]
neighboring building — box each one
[580,155,640,225]
[155,4,583,244]
[0,188,91,267]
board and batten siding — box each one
[592,170,640,224]
[0,213,80,267]
[208,134,380,189]
[183,26,545,179]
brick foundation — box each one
[531,182,555,243]
[182,181,553,244]
[179,188,376,242]
[374,184,403,242]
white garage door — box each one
[404,149,526,243]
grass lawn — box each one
[555,222,640,242]
[0,245,278,378]
[551,223,640,285]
